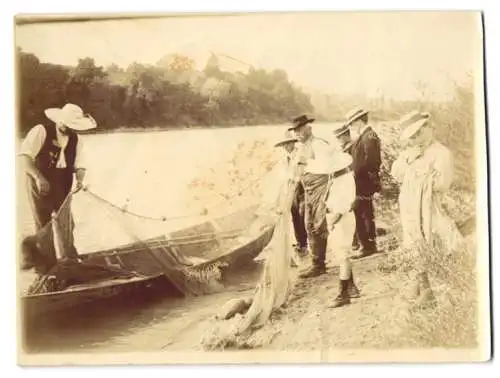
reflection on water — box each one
[22,262,263,353]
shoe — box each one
[294,244,308,257]
[351,246,379,260]
[351,249,373,260]
[298,265,326,279]
[330,292,351,308]
[347,277,361,298]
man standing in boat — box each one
[344,108,382,259]
[18,103,97,271]
[273,130,308,257]
[289,115,333,278]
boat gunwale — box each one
[20,223,274,300]
[21,273,164,300]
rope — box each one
[79,159,279,223]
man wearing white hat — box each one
[305,147,361,307]
[391,110,463,309]
[18,103,97,270]
[344,107,382,259]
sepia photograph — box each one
[14,10,490,365]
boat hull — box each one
[20,204,275,325]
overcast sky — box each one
[15,11,481,101]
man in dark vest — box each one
[18,103,97,272]
[344,108,382,259]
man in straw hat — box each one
[273,130,308,257]
[305,146,361,307]
[18,103,97,271]
[332,122,354,153]
[344,107,382,259]
[288,114,333,278]
[390,110,464,309]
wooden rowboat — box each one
[20,204,275,326]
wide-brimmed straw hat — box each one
[305,151,353,176]
[345,107,369,125]
[274,130,298,147]
[44,103,97,131]
[399,110,431,141]
[287,114,315,131]
[332,123,350,137]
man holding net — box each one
[288,115,333,278]
[18,103,97,272]
[273,130,308,258]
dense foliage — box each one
[16,49,314,136]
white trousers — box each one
[327,211,356,261]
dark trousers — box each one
[302,173,329,269]
[26,174,68,232]
[353,196,377,250]
[291,182,307,248]
[24,174,78,272]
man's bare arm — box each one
[19,155,50,195]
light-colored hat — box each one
[345,107,369,125]
[332,123,350,137]
[399,110,431,141]
[305,151,353,175]
[274,130,298,148]
[44,103,97,131]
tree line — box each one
[16,48,315,136]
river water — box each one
[17,122,341,354]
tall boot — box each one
[299,236,327,279]
[347,273,360,298]
[352,231,360,251]
[330,279,351,308]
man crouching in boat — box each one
[288,115,333,278]
[18,103,96,273]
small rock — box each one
[216,298,252,320]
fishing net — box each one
[200,156,302,350]
[20,140,294,300]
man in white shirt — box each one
[18,103,96,271]
[288,115,333,278]
[324,148,360,308]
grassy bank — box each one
[193,79,480,350]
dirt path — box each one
[159,192,477,352]
[160,251,408,351]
